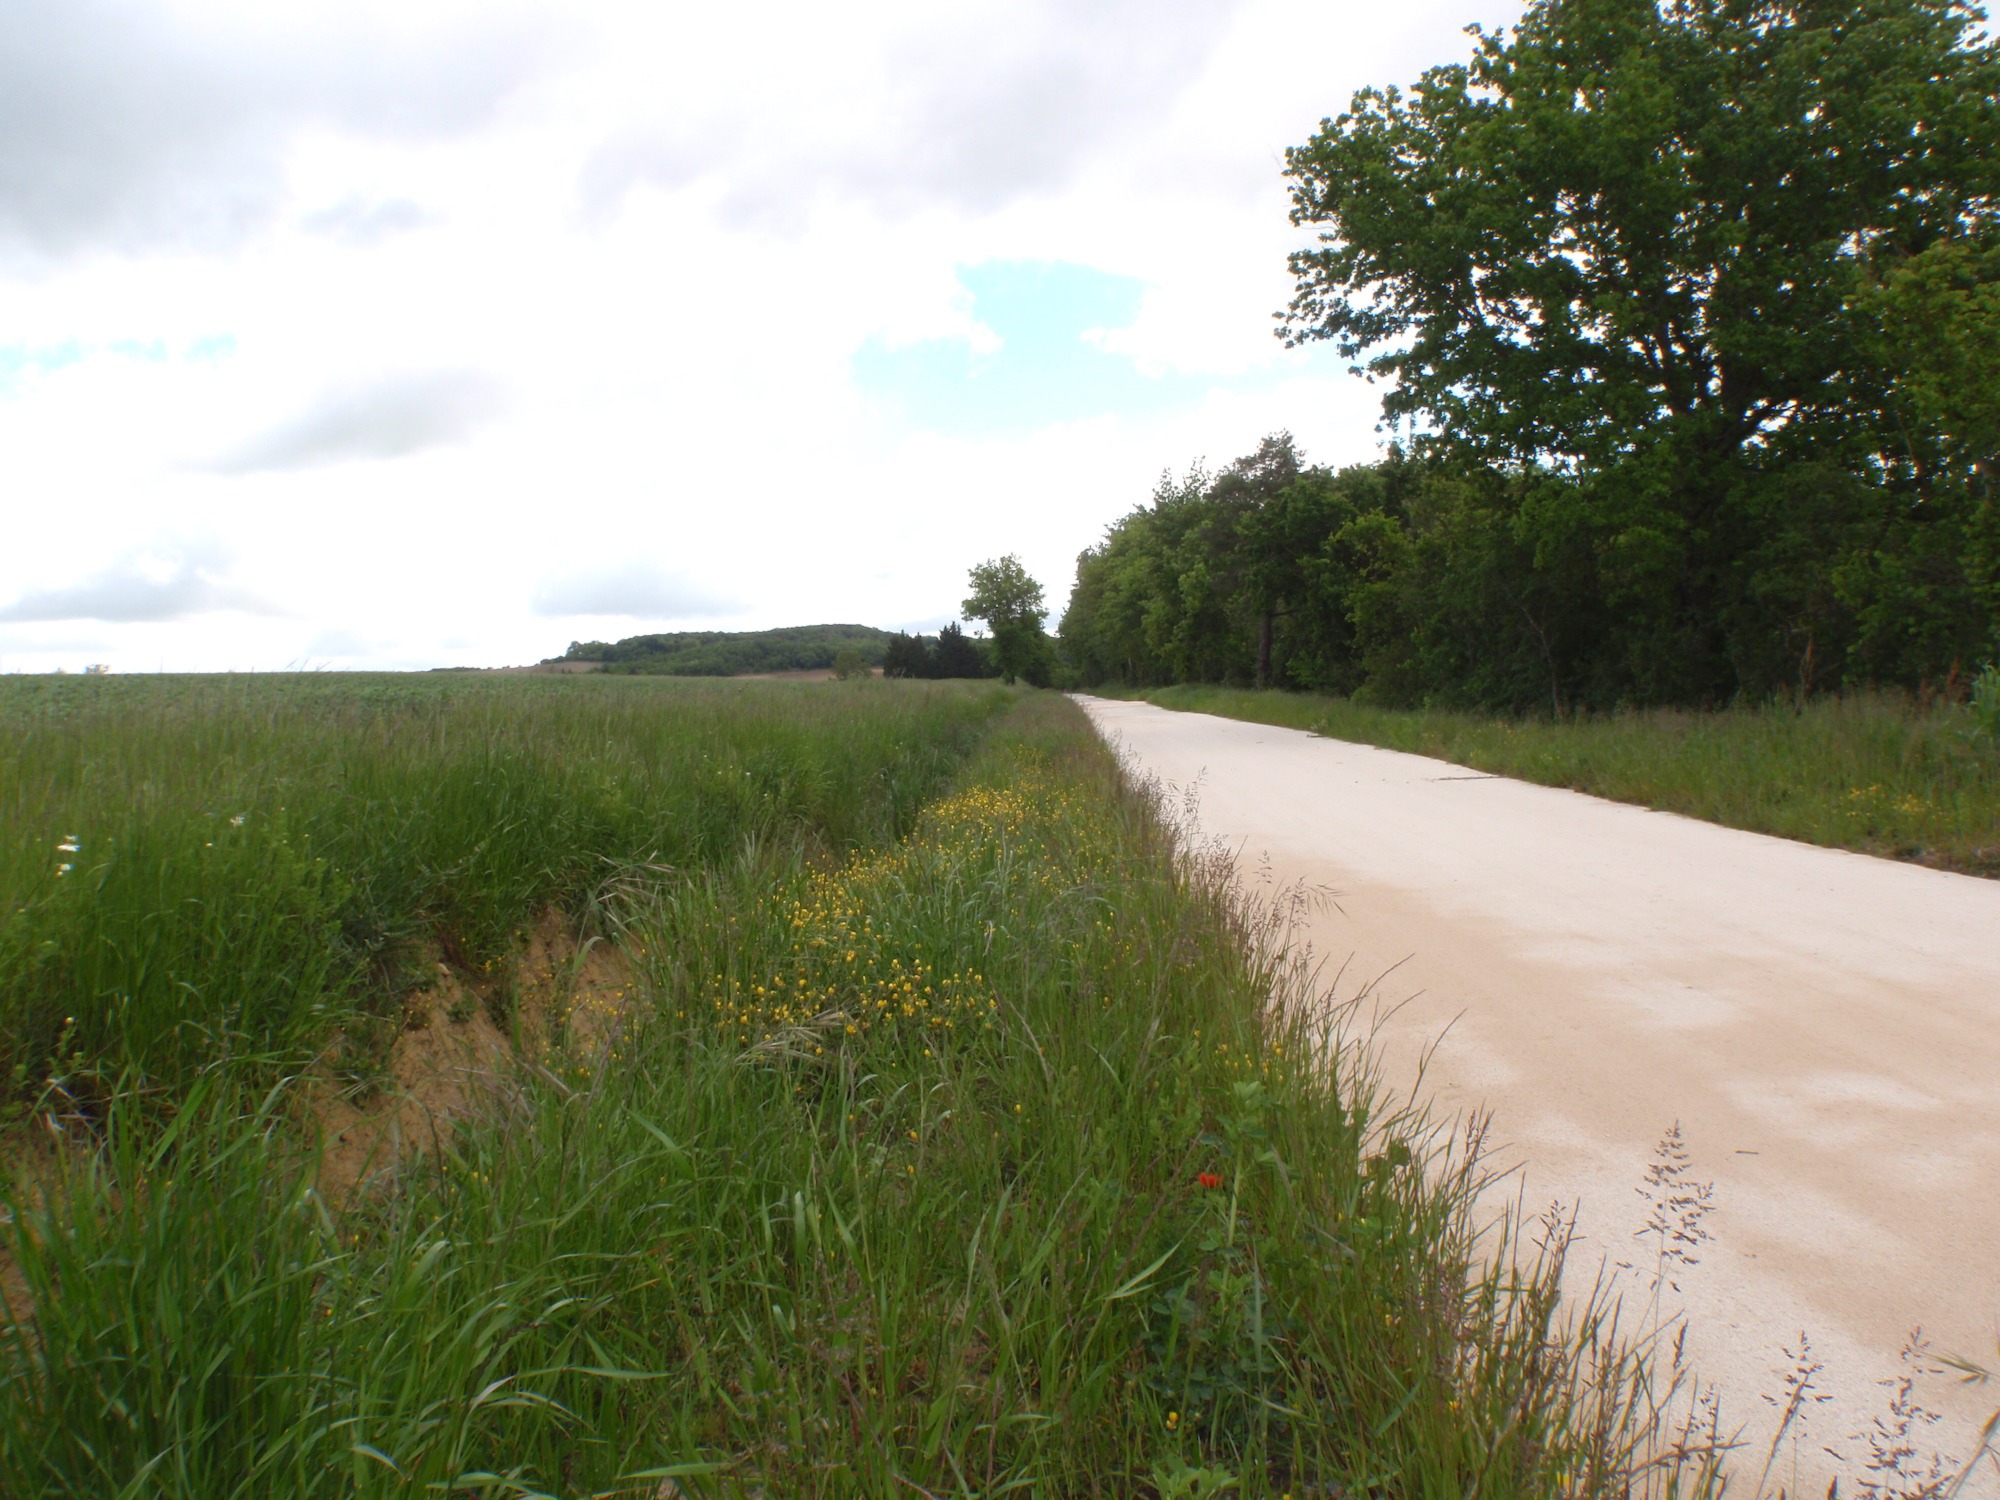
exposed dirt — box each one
[514,905,639,1062]
[313,908,636,1201]
[312,968,513,1201]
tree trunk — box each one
[1256,613,1273,688]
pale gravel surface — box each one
[1080,696,2000,1497]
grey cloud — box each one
[577,133,712,224]
[0,1,554,261]
[0,549,275,623]
[590,0,1241,226]
[860,0,1238,212]
[211,371,503,474]
[531,564,736,619]
[301,196,435,248]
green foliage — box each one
[0,697,1652,1496]
[1281,0,2000,703]
[933,620,993,679]
[0,674,1010,1104]
[1972,661,2000,744]
[1853,236,2000,487]
[563,623,891,676]
[964,554,1053,685]
[1060,433,1999,711]
[880,629,928,678]
[880,621,1000,680]
[830,646,866,679]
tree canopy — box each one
[881,623,997,680]
[1061,426,1995,711]
[964,556,1052,685]
[560,625,890,676]
[1282,0,2000,700]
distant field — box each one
[1097,684,2000,877]
[0,679,1678,1496]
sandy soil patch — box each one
[314,909,637,1200]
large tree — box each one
[964,556,1051,685]
[1284,0,2000,697]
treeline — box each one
[881,622,1000,680]
[1060,435,1997,711]
[561,625,888,677]
[1064,0,1999,711]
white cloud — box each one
[573,0,1243,227]
[531,563,738,620]
[301,196,436,247]
[0,0,1522,670]
[0,0,554,262]
[208,370,504,473]
[0,542,276,623]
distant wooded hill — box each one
[558,625,890,676]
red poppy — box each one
[1196,1171,1224,1190]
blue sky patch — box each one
[853,260,1212,436]
[185,334,238,362]
[0,341,85,390]
[0,335,235,397]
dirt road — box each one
[1080,696,2000,1494]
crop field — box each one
[1103,685,2000,878]
[0,677,1672,1496]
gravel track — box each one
[1080,695,2000,1495]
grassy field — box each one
[0,673,1012,1111]
[0,680,1680,1497]
[1100,685,2000,877]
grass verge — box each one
[1098,684,2000,877]
[0,692,1659,1497]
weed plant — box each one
[1973,661,2000,745]
[0,694,1650,1497]
[1105,685,2000,876]
[0,674,1012,1107]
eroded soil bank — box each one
[313,908,638,1201]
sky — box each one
[0,0,1524,672]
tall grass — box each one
[0,692,1654,1497]
[1106,684,2000,876]
[0,674,1013,1105]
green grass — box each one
[0,673,1014,1107]
[0,689,1668,1498]
[1102,684,2000,876]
